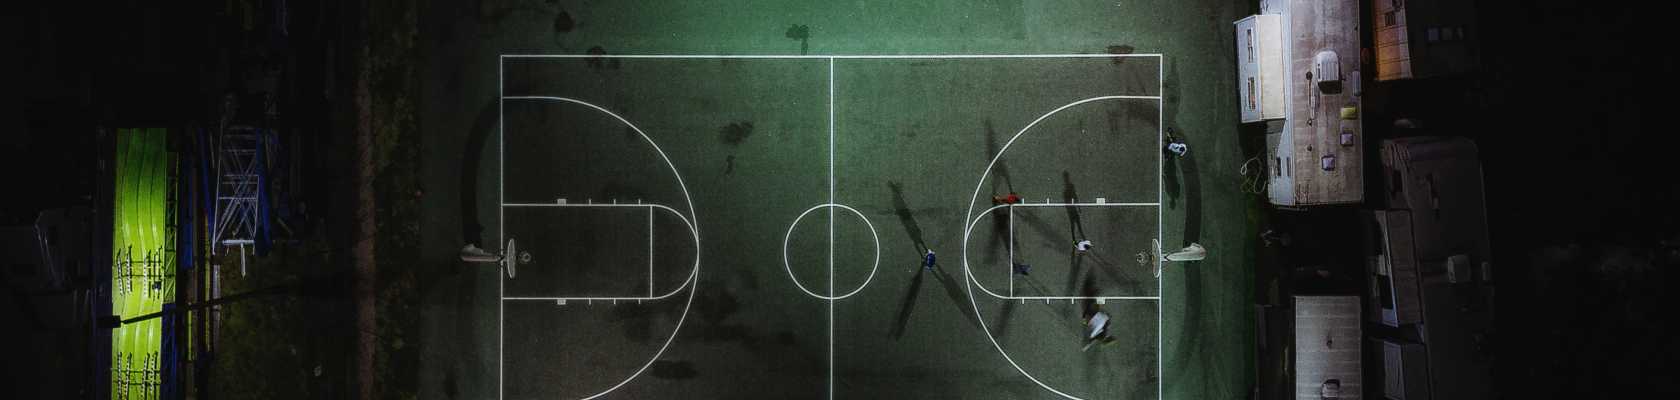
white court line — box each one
[961,95,1166,400]
[780,204,882,301]
[648,206,654,298]
[502,202,670,208]
[496,203,699,301]
[826,57,836,400]
[496,55,504,400]
[1001,202,1157,298]
[504,296,671,302]
[1004,295,1159,301]
[494,56,1169,400]
[1002,202,1162,208]
[503,53,1164,59]
[966,202,1162,300]
[496,94,702,400]
[1157,56,1165,400]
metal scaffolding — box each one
[209,125,269,275]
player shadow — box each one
[1063,171,1089,294]
[1164,155,1181,208]
[890,266,925,340]
[1063,171,1087,239]
[930,265,982,330]
[887,180,934,339]
[1180,150,1204,244]
[886,180,978,333]
[1161,54,1210,382]
[459,97,497,248]
[984,119,1014,194]
[1066,249,1086,296]
[888,181,929,253]
[1161,57,1186,208]
[987,206,1010,263]
[1161,140,1203,247]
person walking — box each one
[1012,261,1032,276]
[1164,128,1188,158]
[922,249,937,272]
[1082,310,1114,351]
[992,191,1023,206]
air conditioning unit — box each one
[1315,50,1343,94]
[1446,254,1472,284]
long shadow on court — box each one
[1064,171,1086,240]
[931,265,982,330]
[1063,171,1086,294]
[1162,56,1208,393]
[459,98,496,247]
[888,181,929,252]
[985,119,1014,193]
[890,269,925,340]
[1162,55,1185,210]
[1181,153,1204,244]
[887,181,927,341]
[887,181,929,339]
[887,180,982,335]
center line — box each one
[827,56,836,400]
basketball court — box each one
[495,54,1164,399]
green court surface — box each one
[496,55,1162,399]
[416,2,1253,399]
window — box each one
[1384,11,1396,27]
[1431,26,1468,42]
[1247,29,1255,62]
[1248,78,1257,110]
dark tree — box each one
[785,24,810,55]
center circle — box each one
[781,203,881,301]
